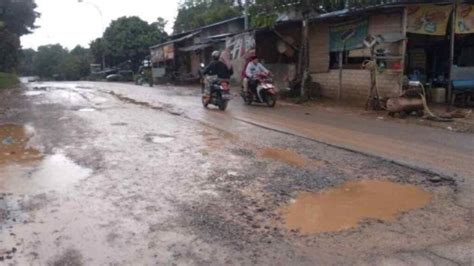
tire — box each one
[219,100,228,111]
[202,95,210,108]
[244,95,252,105]
[266,94,277,108]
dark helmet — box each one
[211,50,220,60]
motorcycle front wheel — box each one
[202,95,210,108]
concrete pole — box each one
[244,0,249,30]
[448,0,457,104]
[78,0,106,70]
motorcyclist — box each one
[137,59,153,86]
[243,55,270,94]
[202,50,233,98]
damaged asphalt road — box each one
[0,82,472,265]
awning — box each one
[150,31,201,49]
[179,43,213,52]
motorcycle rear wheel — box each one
[219,101,228,111]
[266,94,277,108]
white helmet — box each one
[211,50,220,60]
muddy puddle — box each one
[145,134,175,144]
[0,124,42,165]
[1,124,91,194]
[78,108,96,112]
[261,148,309,168]
[280,180,432,235]
[1,153,92,194]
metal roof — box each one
[311,0,474,21]
[170,16,245,39]
[150,31,201,49]
[150,16,245,50]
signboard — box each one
[407,5,453,36]
[329,20,368,52]
[163,44,174,60]
[151,44,175,63]
[456,4,474,34]
[226,32,255,60]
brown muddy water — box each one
[280,180,432,235]
[0,124,92,194]
[0,124,42,165]
[261,148,309,168]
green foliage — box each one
[18,48,35,75]
[249,0,395,27]
[0,72,18,89]
[19,44,92,81]
[0,0,38,35]
[173,0,242,34]
[0,0,38,73]
[91,16,167,71]
[0,29,21,73]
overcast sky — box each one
[21,0,179,50]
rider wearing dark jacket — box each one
[203,51,233,79]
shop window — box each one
[329,51,370,70]
[457,46,474,67]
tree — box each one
[0,29,21,73]
[18,48,36,75]
[173,0,242,34]
[19,45,92,80]
[33,44,69,79]
[0,0,38,73]
[91,16,167,71]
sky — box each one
[21,0,179,50]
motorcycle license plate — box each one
[222,93,233,100]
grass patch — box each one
[0,72,19,89]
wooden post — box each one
[300,19,309,99]
[400,7,408,95]
[448,0,457,104]
[338,50,343,101]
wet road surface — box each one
[0,82,472,265]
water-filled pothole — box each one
[145,134,175,144]
[0,124,42,165]
[279,180,432,234]
[0,124,92,194]
[261,148,309,168]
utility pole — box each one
[244,0,249,30]
[448,0,457,104]
[78,0,106,70]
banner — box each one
[456,4,474,34]
[329,20,368,52]
[225,32,255,60]
[407,5,453,36]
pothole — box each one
[0,124,42,165]
[145,134,175,144]
[279,180,432,235]
[1,153,92,194]
[260,148,309,168]
[77,108,96,112]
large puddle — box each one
[0,124,92,194]
[280,180,432,234]
[261,148,309,168]
[1,154,92,194]
[0,124,42,165]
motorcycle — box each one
[202,76,232,111]
[135,71,153,87]
[136,60,153,87]
[241,72,277,107]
